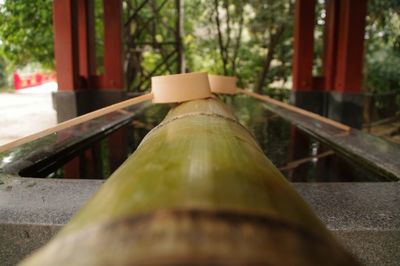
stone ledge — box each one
[1,177,399,265]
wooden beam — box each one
[292,0,316,91]
[335,0,367,92]
[53,0,80,91]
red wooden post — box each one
[57,130,81,179]
[108,128,128,173]
[101,0,127,171]
[334,0,367,92]
[102,0,124,89]
[323,0,340,91]
[287,126,310,181]
[53,0,126,178]
[292,0,316,91]
[63,157,81,179]
[53,0,80,91]
[77,0,96,84]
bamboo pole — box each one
[21,98,358,266]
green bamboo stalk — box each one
[21,98,359,265]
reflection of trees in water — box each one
[0,134,56,169]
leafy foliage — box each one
[185,0,294,92]
[123,0,181,91]
[365,0,400,93]
[0,0,399,94]
[0,56,6,88]
[0,0,54,69]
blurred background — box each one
[0,0,399,145]
[0,1,399,93]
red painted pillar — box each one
[53,0,80,91]
[292,0,316,91]
[102,0,124,89]
[77,0,96,85]
[102,0,127,174]
[108,128,128,173]
[53,0,81,178]
[53,0,126,178]
[63,157,81,179]
[54,0,124,91]
[57,130,81,179]
[334,0,367,92]
[287,126,310,181]
[323,0,340,91]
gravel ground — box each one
[0,84,57,146]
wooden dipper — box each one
[208,74,237,94]
[0,72,212,153]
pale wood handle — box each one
[238,89,350,131]
[0,92,154,153]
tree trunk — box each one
[214,0,228,75]
[255,25,286,93]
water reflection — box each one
[230,95,386,182]
[13,96,388,181]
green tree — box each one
[1,0,399,97]
[0,56,7,88]
[0,0,54,69]
[123,0,182,91]
[184,0,294,92]
[365,0,400,93]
